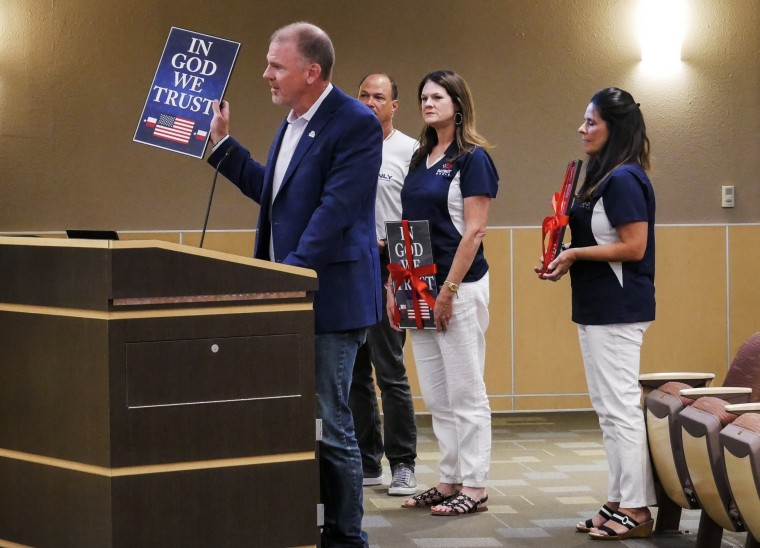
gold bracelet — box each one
[443,280,460,294]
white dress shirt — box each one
[268,83,333,261]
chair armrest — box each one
[724,403,760,415]
[639,372,715,389]
[680,387,752,404]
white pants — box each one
[410,273,491,487]
[578,322,656,507]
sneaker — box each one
[363,472,383,486]
[388,464,417,496]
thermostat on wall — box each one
[722,185,735,208]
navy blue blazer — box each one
[208,85,383,334]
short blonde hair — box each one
[271,22,334,80]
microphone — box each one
[200,144,236,248]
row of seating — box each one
[639,332,760,547]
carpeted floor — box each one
[361,411,749,547]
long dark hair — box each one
[410,70,491,170]
[578,87,650,201]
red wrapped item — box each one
[539,160,582,279]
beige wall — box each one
[12,224,757,412]
[0,0,758,230]
[417,224,760,411]
[1,1,759,411]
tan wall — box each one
[414,224,759,412]
[0,0,758,231]
[1,0,759,411]
[12,225,757,412]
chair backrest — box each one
[733,412,760,434]
[724,332,760,402]
[721,412,760,542]
[659,381,698,406]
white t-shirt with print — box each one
[375,129,418,240]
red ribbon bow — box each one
[539,193,569,278]
[541,192,569,258]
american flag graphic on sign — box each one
[399,293,432,320]
[153,114,195,144]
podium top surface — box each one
[0,237,318,311]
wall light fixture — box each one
[637,0,688,72]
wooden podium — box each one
[0,237,320,547]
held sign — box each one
[134,27,240,159]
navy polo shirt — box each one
[569,164,656,325]
[401,144,499,285]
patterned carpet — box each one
[361,411,749,547]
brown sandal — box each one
[401,486,456,508]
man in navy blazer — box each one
[207,22,382,548]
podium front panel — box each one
[0,238,320,547]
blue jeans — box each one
[316,329,368,548]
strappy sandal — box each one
[401,486,456,508]
[588,511,654,540]
[576,504,616,532]
[430,493,488,516]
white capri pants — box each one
[578,322,656,508]
[410,273,491,487]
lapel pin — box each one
[308,131,316,138]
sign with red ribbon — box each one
[385,220,438,329]
[539,160,582,279]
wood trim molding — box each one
[0,448,316,477]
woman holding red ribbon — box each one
[539,87,656,541]
[391,70,499,516]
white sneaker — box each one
[363,472,383,486]
[388,464,417,496]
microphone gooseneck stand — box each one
[199,145,235,249]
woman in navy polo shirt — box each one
[541,87,656,540]
[393,70,498,516]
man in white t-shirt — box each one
[350,73,419,496]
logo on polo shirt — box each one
[436,163,454,177]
